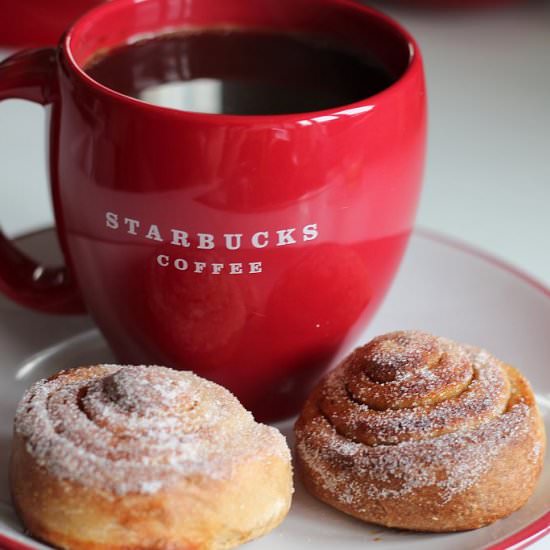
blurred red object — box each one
[0,0,104,47]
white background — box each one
[375,0,550,287]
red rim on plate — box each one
[0,228,548,550]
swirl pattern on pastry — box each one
[15,364,289,495]
[321,331,511,445]
[295,331,545,531]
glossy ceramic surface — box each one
[0,1,104,47]
[0,0,426,420]
[0,228,548,549]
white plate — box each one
[0,228,548,550]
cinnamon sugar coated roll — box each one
[294,331,545,532]
[10,365,293,550]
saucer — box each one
[1,228,548,549]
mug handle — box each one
[0,48,85,314]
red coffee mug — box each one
[0,0,426,421]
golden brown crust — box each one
[294,331,545,532]
[10,365,293,550]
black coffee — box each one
[85,29,395,116]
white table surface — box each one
[1,2,549,548]
[376,0,550,288]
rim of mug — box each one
[63,0,422,125]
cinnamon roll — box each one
[294,331,545,532]
[11,365,293,549]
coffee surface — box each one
[85,29,395,115]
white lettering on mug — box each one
[224,234,243,250]
[146,224,163,242]
[106,211,119,229]
[103,211,320,276]
[171,229,191,247]
[156,255,263,275]
[276,228,297,246]
[197,233,215,250]
[303,223,319,241]
[174,258,189,271]
[249,262,263,274]
[157,254,169,267]
[124,217,140,235]
[251,231,269,248]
